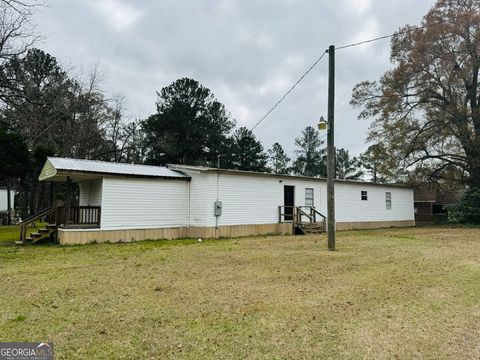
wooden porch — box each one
[278,205,326,234]
[18,204,101,244]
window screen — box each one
[305,188,314,207]
[361,191,368,201]
[386,192,392,210]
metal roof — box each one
[40,157,189,181]
[169,164,413,189]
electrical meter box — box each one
[214,201,222,217]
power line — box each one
[250,50,328,131]
[336,11,476,51]
[250,11,476,131]
[336,34,394,50]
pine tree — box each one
[142,78,235,166]
[229,127,268,172]
[267,142,290,174]
[292,126,325,177]
[335,148,363,180]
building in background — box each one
[0,188,15,224]
[414,184,463,222]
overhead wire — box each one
[250,51,328,131]
[250,11,477,131]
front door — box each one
[284,185,295,221]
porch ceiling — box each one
[42,171,103,183]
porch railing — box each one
[278,205,326,226]
[19,204,101,244]
[57,205,101,228]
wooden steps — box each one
[30,226,56,244]
[17,224,57,245]
[18,205,59,245]
[297,221,326,235]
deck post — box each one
[64,176,72,228]
[49,181,54,207]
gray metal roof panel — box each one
[47,157,188,179]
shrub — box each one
[448,187,480,224]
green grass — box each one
[0,223,48,245]
[1,226,480,359]
[0,225,19,244]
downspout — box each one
[216,155,220,230]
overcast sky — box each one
[35,0,435,156]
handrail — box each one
[19,205,57,244]
[310,207,326,221]
[279,205,326,225]
[20,206,56,224]
[296,207,313,222]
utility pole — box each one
[327,45,336,251]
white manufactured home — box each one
[33,157,415,245]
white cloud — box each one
[89,0,142,31]
[348,0,372,14]
[36,0,434,157]
[348,17,380,52]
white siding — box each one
[335,183,414,222]
[0,190,15,211]
[188,171,210,226]
[91,170,414,230]
[183,171,326,227]
[181,170,414,227]
[101,177,189,229]
[79,180,103,206]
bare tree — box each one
[103,95,143,162]
[0,1,38,58]
[0,0,41,108]
[351,0,480,187]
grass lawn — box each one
[0,225,20,245]
[0,224,48,246]
[1,226,480,359]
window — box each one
[305,188,314,207]
[386,192,392,210]
[361,191,368,201]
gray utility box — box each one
[214,201,222,217]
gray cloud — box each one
[35,0,435,156]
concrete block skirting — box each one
[57,223,294,245]
[57,220,415,245]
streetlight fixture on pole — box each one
[318,112,335,251]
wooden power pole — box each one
[327,45,336,251]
